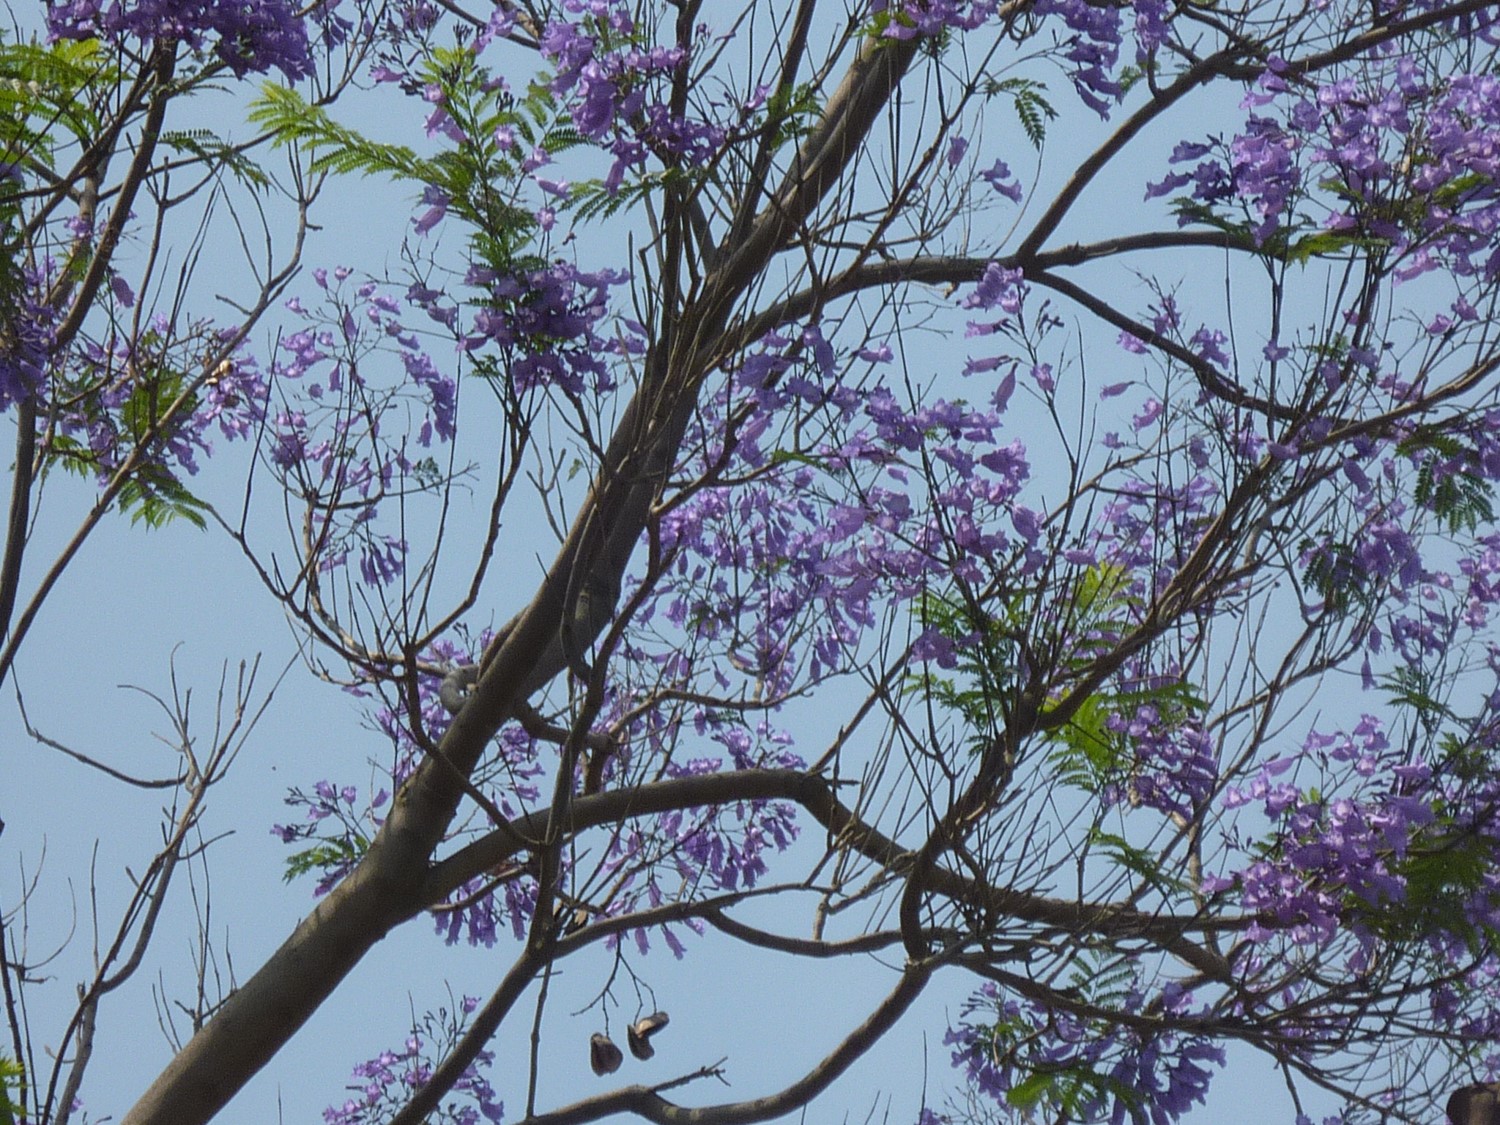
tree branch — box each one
[514,961,933,1125]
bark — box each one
[121,29,923,1125]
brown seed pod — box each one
[626,1011,670,1060]
[589,1032,623,1076]
[1450,1083,1500,1125]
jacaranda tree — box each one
[7,0,1500,1122]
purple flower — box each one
[979,158,1023,202]
[412,185,449,235]
[963,262,1026,313]
[48,0,314,79]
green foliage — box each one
[411,456,443,489]
[1299,538,1372,614]
[1046,674,1206,796]
[1085,828,1190,898]
[1438,728,1495,784]
[1318,675,1500,953]
[915,563,1204,817]
[1057,561,1135,661]
[911,590,1023,755]
[116,467,211,529]
[0,36,115,313]
[1283,227,1391,263]
[573,168,681,223]
[160,128,272,190]
[1398,426,1496,534]
[283,835,368,884]
[0,36,110,172]
[982,77,1056,150]
[1003,1048,1148,1120]
[111,352,212,528]
[971,952,1155,1121]
[1428,169,1491,211]
[1041,565,1204,794]
[1115,58,1169,99]
[1290,424,1491,611]
[864,7,910,41]
[1380,664,1455,725]
[762,80,821,150]
[118,359,190,437]
[1047,690,1131,786]
[249,82,431,180]
[34,325,217,528]
[250,48,579,276]
[1169,200,1260,243]
[0,1056,22,1125]
[1322,163,1490,247]
[1358,830,1498,951]
[1168,199,1387,265]
[1009,956,1154,1117]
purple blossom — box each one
[1101,703,1218,819]
[946,982,1223,1123]
[412,185,449,234]
[1032,0,1124,116]
[963,263,1026,314]
[979,158,1023,202]
[323,1001,503,1124]
[538,3,722,184]
[48,0,314,79]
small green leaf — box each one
[249,83,429,182]
[116,468,211,530]
[1005,1071,1052,1109]
[0,1055,23,1125]
[283,836,367,883]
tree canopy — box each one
[6,1,1500,1123]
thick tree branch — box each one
[123,21,936,1124]
[425,769,1241,978]
[724,231,1260,354]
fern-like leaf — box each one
[249,82,432,182]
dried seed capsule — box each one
[589,1032,623,1076]
[626,1011,670,1060]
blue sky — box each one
[0,6,1399,1123]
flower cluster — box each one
[47,0,316,79]
[265,267,461,587]
[640,314,1033,698]
[541,696,805,958]
[324,996,503,1125]
[660,719,803,896]
[0,257,59,411]
[434,869,540,948]
[421,692,803,955]
[223,6,1500,1122]
[539,2,725,192]
[871,0,1002,38]
[946,981,1223,1125]
[1149,53,1500,271]
[454,261,633,396]
[56,318,269,484]
[1031,0,1128,116]
[1210,712,1496,955]
[1101,701,1218,819]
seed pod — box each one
[626,1011,670,1060]
[589,1032,623,1076]
[1450,1084,1500,1125]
